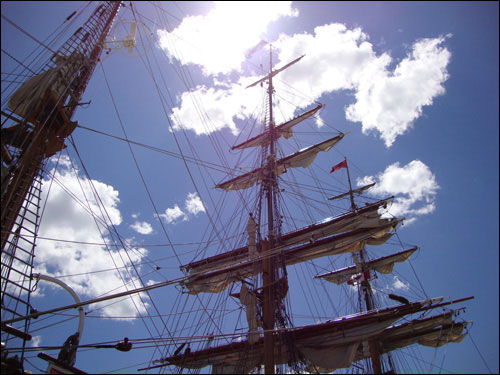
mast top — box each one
[246,54,305,89]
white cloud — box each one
[166,17,451,146]
[35,156,149,319]
[160,204,188,224]
[275,26,451,147]
[185,192,205,215]
[357,160,439,222]
[275,23,380,100]
[346,35,451,147]
[130,221,153,235]
[160,192,205,224]
[392,275,410,291]
[169,80,263,135]
[157,1,298,76]
[30,335,42,348]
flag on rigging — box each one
[330,160,347,173]
[347,270,371,285]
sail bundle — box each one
[315,247,419,285]
[231,104,323,150]
[216,133,345,192]
[181,215,402,294]
[182,197,393,274]
[145,299,469,373]
[350,310,469,368]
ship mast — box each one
[263,45,277,374]
[344,159,385,373]
[1,2,121,371]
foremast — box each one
[1,2,121,372]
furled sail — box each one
[144,298,466,373]
[231,104,324,150]
[181,218,402,294]
[8,52,89,119]
[215,133,345,192]
[355,310,469,361]
[314,247,419,285]
[181,197,394,275]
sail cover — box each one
[182,197,393,275]
[355,310,469,361]
[181,218,402,294]
[216,133,345,192]
[315,247,418,285]
[232,104,324,150]
[146,298,456,373]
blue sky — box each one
[1,1,498,374]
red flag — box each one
[347,270,371,285]
[330,160,347,173]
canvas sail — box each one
[315,247,419,285]
[232,104,324,150]
[215,134,345,192]
[144,299,466,373]
[181,218,402,294]
[182,197,394,275]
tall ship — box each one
[1,2,475,374]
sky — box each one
[1,1,498,374]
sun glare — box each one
[159,1,297,75]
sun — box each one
[158,1,298,75]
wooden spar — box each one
[181,220,404,295]
[1,278,180,326]
[182,196,394,272]
[140,298,473,371]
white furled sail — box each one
[315,247,419,285]
[216,133,346,192]
[181,197,393,275]
[181,218,402,295]
[145,298,470,373]
[232,104,324,150]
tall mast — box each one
[343,158,385,373]
[1,2,121,370]
[211,49,310,373]
[263,45,277,375]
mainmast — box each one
[263,45,277,374]
[149,41,473,374]
[1,2,121,371]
